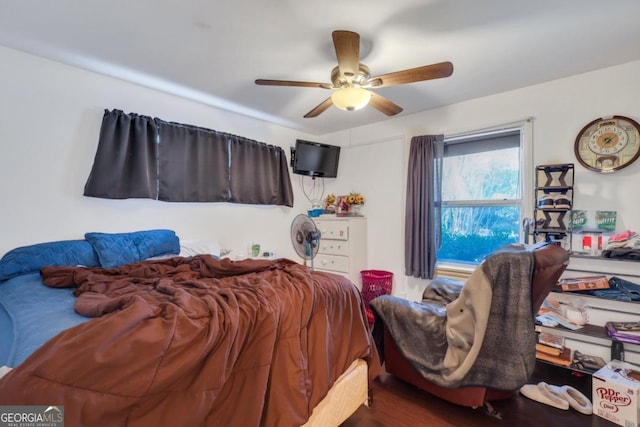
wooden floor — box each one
[342,363,616,427]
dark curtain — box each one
[404,134,444,279]
[84,109,294,206]
[84,109,159,199]
[229,136,294,207]
[156,120,230,202]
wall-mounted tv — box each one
[291,139,341,178]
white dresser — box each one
[313,216,367,289]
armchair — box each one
[371,243,569,410]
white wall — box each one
[322,60,640,300]
[0,45,316,260]
[1,44,638,300]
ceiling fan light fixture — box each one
[255,31,453,118]
[331,87,371,111]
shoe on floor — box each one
[549,385,592,415]
[519,382,569,410]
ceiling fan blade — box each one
[371,61,454,88]
[332,30,360,80]
[368,91,403,116]
[255,79,332,89]
[304,97,334,118]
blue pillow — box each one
[0,240,100,281]
[85,229,180,268]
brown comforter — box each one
[0,256,380,426]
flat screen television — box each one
[291,139,341,178]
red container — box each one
[360,270,393,325]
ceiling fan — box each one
[255,30,454,118]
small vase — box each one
[352,205,362,216]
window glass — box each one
[439,205,520,264]
[441,147,520,201]
[437,130,522,264]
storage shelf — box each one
[536,323,609,344]
[572,229,613,235]
[570,253,640,263]
[532,163,574,247]
[535,322,640,349]
[536,186,572,192]
[536,163,575,173]
[536,208,571,212]
[535,358,599,375]
[548,289,640,312]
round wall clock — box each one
[574,115,640,173]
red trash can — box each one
[360,270,393,325]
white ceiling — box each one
[2,0,640,136]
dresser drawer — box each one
[318,239,349,256]
[314,253,349,273]
[315,220,349,241]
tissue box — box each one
[307,208,323,217]
[593,360,640,426]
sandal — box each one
[549,384,592,415]
[519,382,569,410]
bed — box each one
[0,230,380,426]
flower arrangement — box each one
[347,192,365,206]
[327,192,366,216]
[325,193,337,209]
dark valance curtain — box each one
[405,134,444,279]
[229,136,294,207]
[156,120,230,202]
[84,109,159,199]
[84,109,293,206]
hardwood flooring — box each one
[342,363,616,427]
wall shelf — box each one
[535,322,640,378]
[535,323,611,346]
[535,357,599,376]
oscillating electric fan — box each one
[290,214,321,269]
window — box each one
[437,126,530,265]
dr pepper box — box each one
[592,360,640,426]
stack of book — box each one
[536,332,572,366]
[536,331,608,371]
[606,321,640,345]
[557,275,609,292]
[536,343,572,366]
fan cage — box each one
[291,215,320,261]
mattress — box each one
[0,272,88,367]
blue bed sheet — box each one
[0,273,89,367]
[0,303,12,364]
